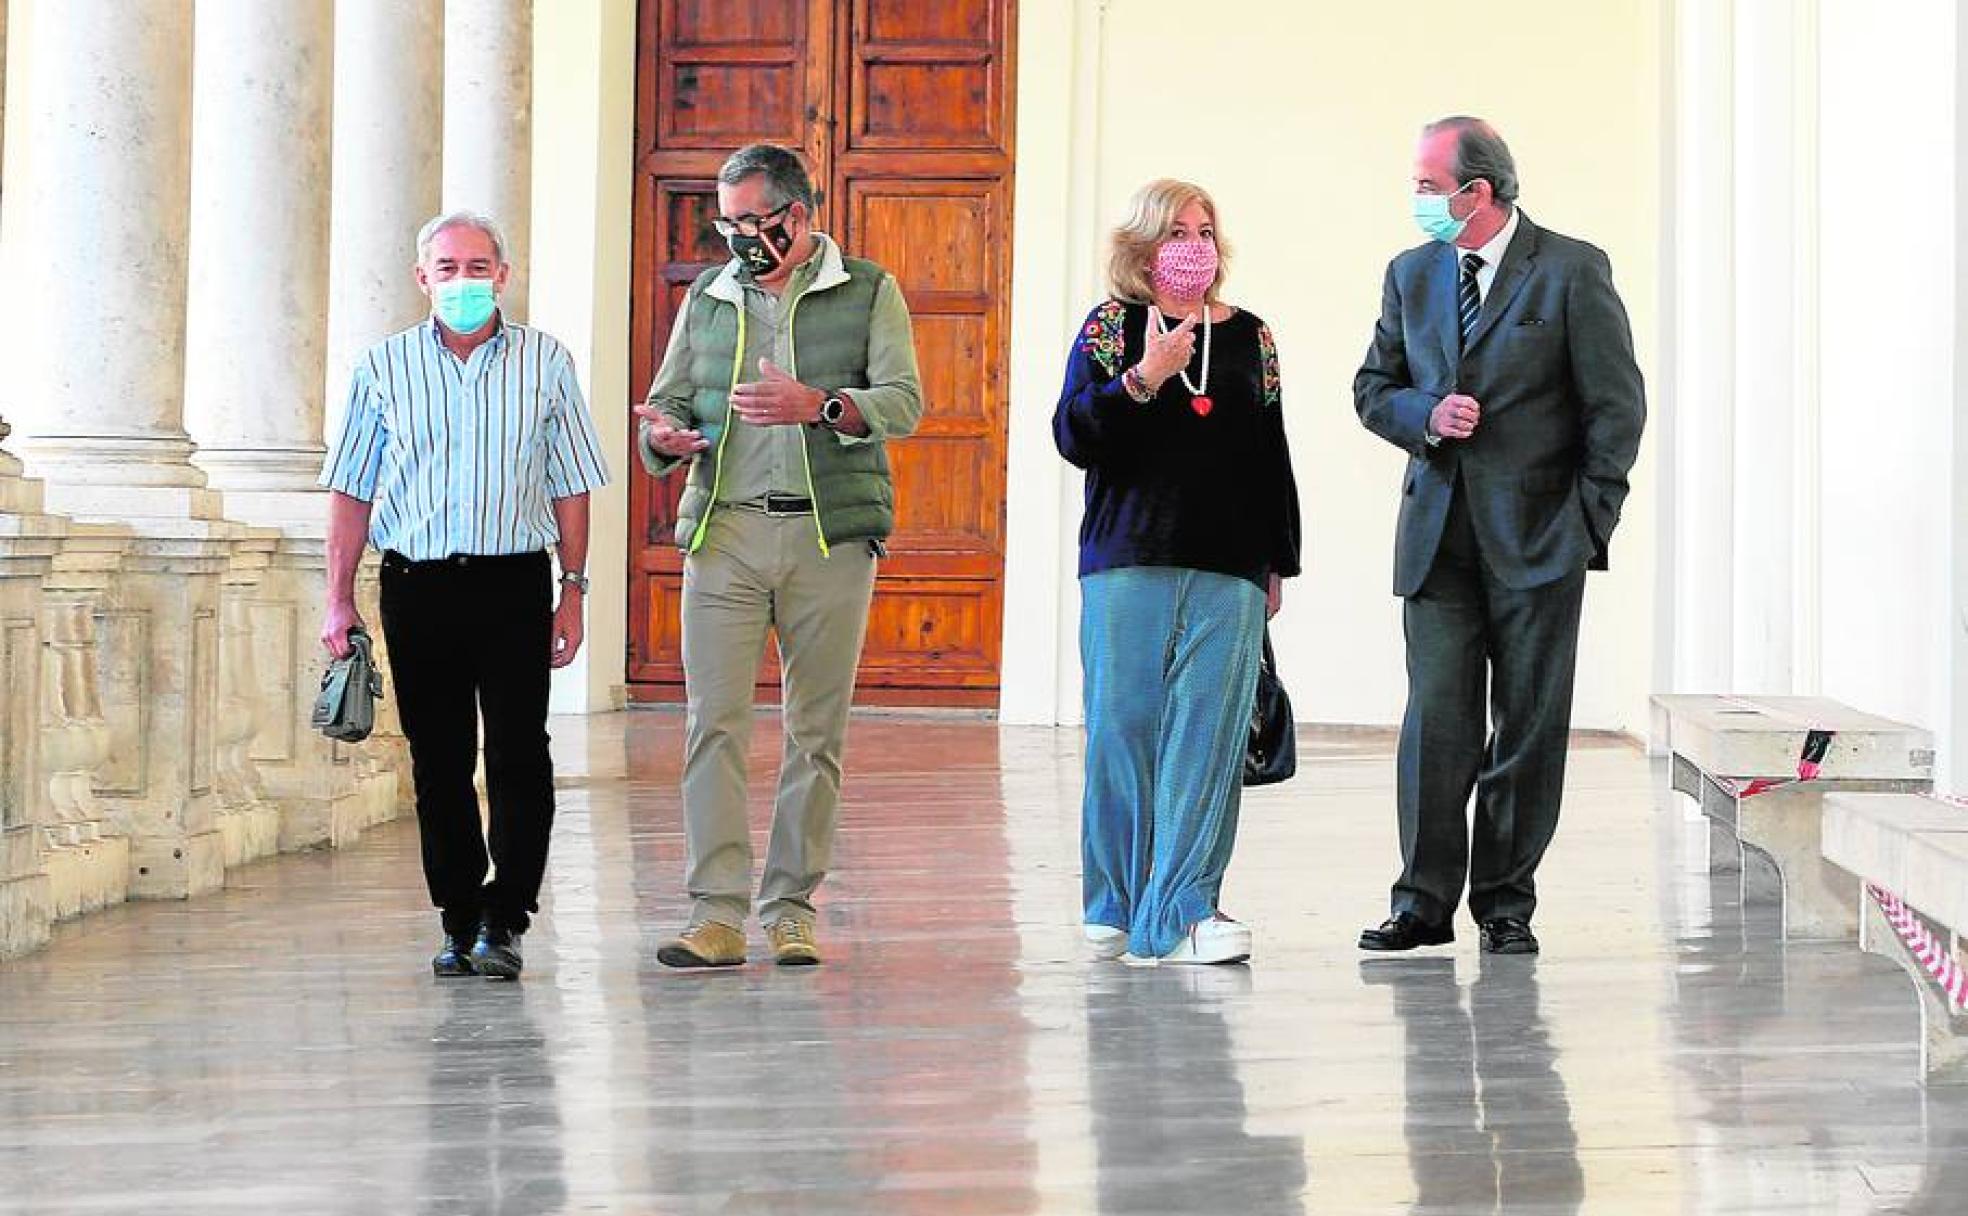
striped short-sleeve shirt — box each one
[321,318,610,559]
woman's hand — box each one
[1136,312,1197,389]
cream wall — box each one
[1003,0,1664,729]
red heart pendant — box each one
[1191,395,1213,417]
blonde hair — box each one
[1106,179,1231,304]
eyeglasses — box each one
[712,201,795,238]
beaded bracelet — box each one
[1121,365,1154,404]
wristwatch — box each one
[819,393,848,428]
[559,570,590,594]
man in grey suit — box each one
[1353,117,1645,955]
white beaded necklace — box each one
[1146,303,1214,416]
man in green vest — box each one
[635,143,923,968]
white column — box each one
[184,0,335,521]
[1728,0,1798,693]
[2,0,221,522]
[444,0,533,320]
[1665,0,1736,693]
[325,0,444,430]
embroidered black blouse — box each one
[1052,299,1301,590]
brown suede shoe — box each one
[765,919,821,967]
[657,920,747,968]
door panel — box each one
[630,0,1014,706]
[846,0,1006,151]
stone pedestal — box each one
[40,523,134,919]
[94,527,241,899]
[214,530,283,867]
[0,425,66,958]
[251,538,401,851]
[354,551,414,821]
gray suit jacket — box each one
[1353,213,1646,595]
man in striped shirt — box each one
[319,211,609,981]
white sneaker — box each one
[1157,915,1253,966]
[1084,924,1128,961]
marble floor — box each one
[0,713,1963,1214]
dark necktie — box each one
[1458,252,1484,349]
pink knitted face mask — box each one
[1151,237,1218,300]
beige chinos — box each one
[681,507,877,928]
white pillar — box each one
[1666,0,1736,693]
[2,0,221,522]
[444,0,532,320]
[184,0,335,521]
[325,0,444,430]
[1729,0,1799,693]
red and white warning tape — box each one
[1710,698,1838,799]
[1866,882,1968,1014]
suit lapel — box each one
[1462,214,1540,354]
[1432,242,1461,373]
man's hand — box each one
[321,599,363,660]
[550,593,584,669]
[1265,573,1283,620]
[635,403,710,458]
[1429,393,1482,441]
[730,359,823,427]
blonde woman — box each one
[1053,179,1301,965]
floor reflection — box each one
[1086,966,1307,1216]
[420,985,567,1216]
[1363,955,1582,1215]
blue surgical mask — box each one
[432,277,499,333]
[1412,182,1476,244]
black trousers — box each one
[1393,483,1586,925]
[379,549,555,937]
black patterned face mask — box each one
[726,214,797,275]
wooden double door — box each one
[628,0,1016,706]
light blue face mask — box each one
[432,276,499,333]
[1411,181,1476,244]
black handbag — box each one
[1243,630,1296,786]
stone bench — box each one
[1651,695,1934,939]
[1822,792,1968,1083]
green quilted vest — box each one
[672,256,894,553]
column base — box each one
[130,830,226,900]
[46,835,133,921]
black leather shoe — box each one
[432,934,476,978]
[471,926,524,981]
[1479,917,1539,955]
[1358,912,1455,951]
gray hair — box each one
[415,210,509,264]
[717,144,816,211]
[1424,116,1520,206]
